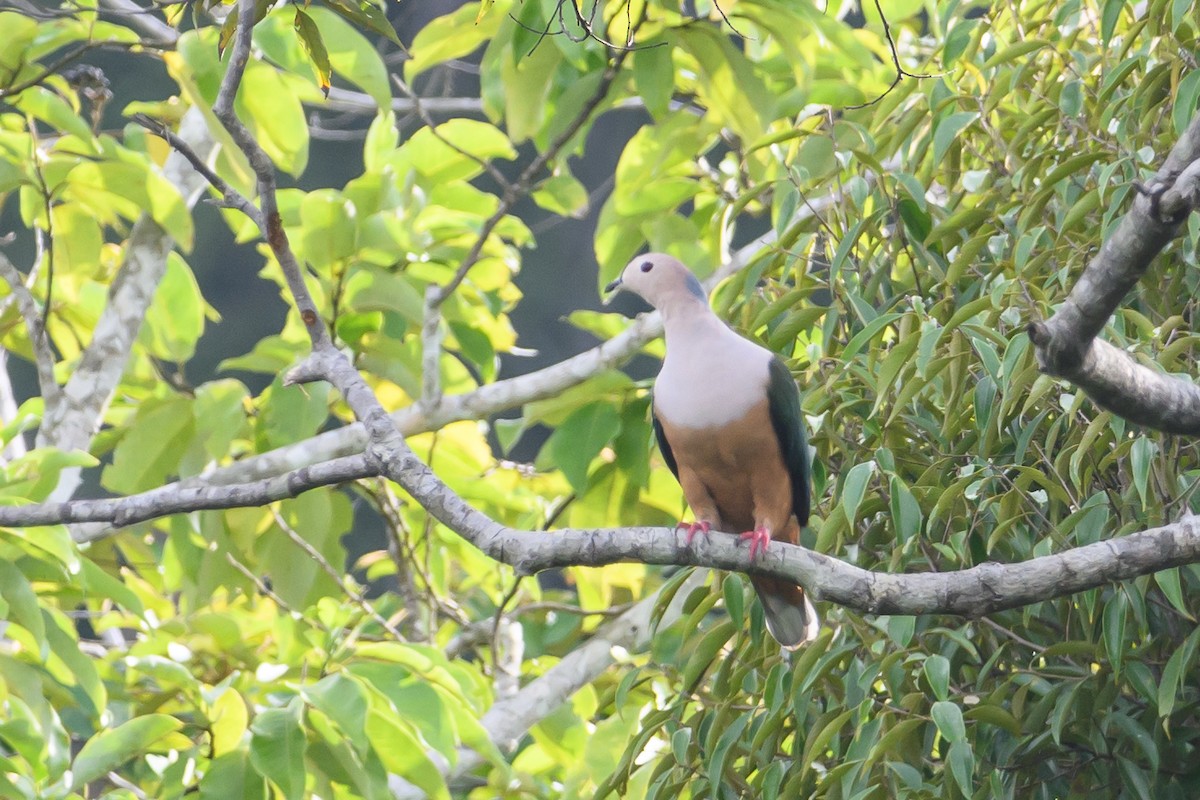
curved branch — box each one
[0,454,375,539]
[3,454,1198,614]
[1029,108,1200,434]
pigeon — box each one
[605,253,818,647]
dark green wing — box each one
[767,357,811,526]
[650,398,680,480]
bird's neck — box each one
[659,296,725,343]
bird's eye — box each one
[640,261,653,273]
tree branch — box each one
[1028,109,1200,434]
[38,106,215,502]
[63,174,854,543]
[0,252,61,412]
[419,285,443,415]
[10,444,1200,617]
[0,454,375,537]
[429,36,639,309]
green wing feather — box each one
[651,399,679,479]
[766,357,811,526]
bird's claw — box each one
[677,520,712,545]
[739,526,771,559]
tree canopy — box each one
[0,0,1199,798]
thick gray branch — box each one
[1029,108,1200,434]
[366,442,1200,617]
[0,455,374,538]
[38,107,214,501]
[23,419,1180,618]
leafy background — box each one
[0,0,1199,797]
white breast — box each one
[654,326,773,429]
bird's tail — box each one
[752,576,819,650]
[751,517,818,649]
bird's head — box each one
[603,253,707,309]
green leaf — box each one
[304,671,369,753]
[1103,589,1128,677]
[545,402,622,493]
[140,252,208,362]
[303,5,391,107]
[235,61,309,176]
[634,43,674,118]
[1109,713,1159,773]
[406,3,502,81]
[722,573,745,628]
[293,7,332,97]
[1130,436,1154,507]
[1174,69,1200,136]
[889,476,923,543]
[365,708,450,800]
[80,558,145,616]
[299,189,357,268]
[209,688,250,758]
[682,619,735,692]
[933,112,978,164]
[924,655,950,702]
[71,715,182,789]
[12,86,94,144]
[319,0,403,48]
[1,526,78,581]
[260,375,330,450]
[1157,626,1200,718]
[0,560,45,652]
[103,396,195,494]
[930,700,966,743]
[0,447,98,505]
[671,728,691,764]
[1154,567,1191,619]
[947,740,974,793]
[671,27,770,144]
[200,751,268,800]
[249,701,307,800]
[841,461,874,525]
[390,119,516,183]
[532,172,589,218]
[1100,0,1125,43]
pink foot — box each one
[677,520,712,546]
[739,526,771,559]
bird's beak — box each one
[602,277,622,305]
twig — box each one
[0,453,377,534]
[269,507,405,641]
[363,480,428,638]
[846,0,934,110]
[0,253,61,410]
[513,600,634,617]
[0,41,113,99]
[429,28,642,309]
[212,0,327,348]
[130,113,263,225]
[226,551,301,617]
[491,579,524,700]
[392,75,512,190]
[419,285,443,415]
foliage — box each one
[0,0,1198,798]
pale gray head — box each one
[603,253,707,310]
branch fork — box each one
[1027,110,1200,434]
